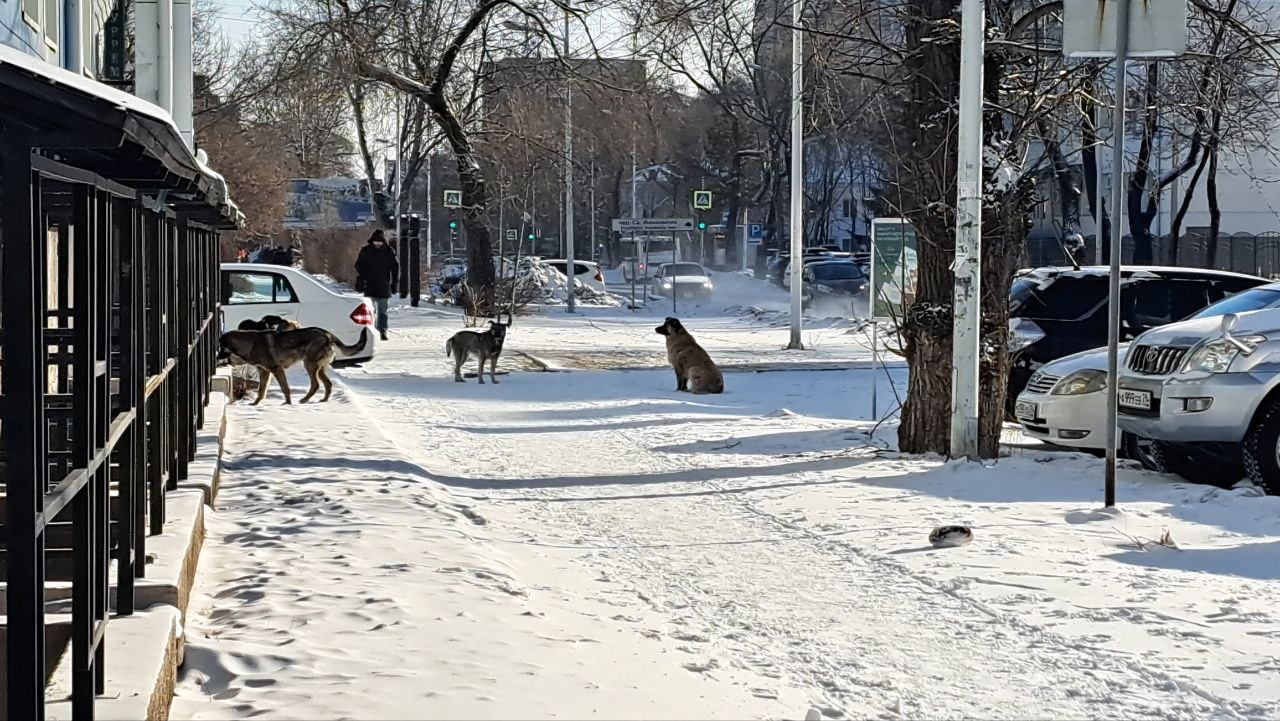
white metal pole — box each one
[1095,88,1104,266]
[395,96,403,297]
[949,0,985,459]
[1104,0,1132,508]
[425,144,433,276]
[563,5,576,313]
[741,208,749,273]
[787,0,805,350]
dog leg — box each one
[673,369,683,392]
[454,350,467,382]
[319,365,334,402]
[477,353,486,384]
[300,363,320,403]
[273,367,292,405]
[253,367,272,405]
[490,354,500,384]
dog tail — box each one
[332,328,370,356]
[446,338,453,358]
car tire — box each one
[1244,397,1280,494]
[1131,435,1242,489]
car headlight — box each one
[814,283,834,294]
[660,280,672,288]
[703,280,714,289]
[1183,335,1265,374]
[1051,369,1107,395]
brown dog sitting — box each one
[655,317,724,394]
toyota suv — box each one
[1118,307,1280,493]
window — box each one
[43,0,57,47]
[222,272,298,305]
[812,263,864,281]
[667,263,704,276]
[1194,286,1280,319]
[841,199,853,218]
[573,263,592,275]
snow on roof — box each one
[0,43,240,225]
[0,42,181,137]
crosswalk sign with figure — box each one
[693,190,712,210]
[443,190,463,208]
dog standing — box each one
[219,327,370,404]
[446,321,508,384]
[656,317,724,394]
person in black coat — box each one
[354,229,399,340]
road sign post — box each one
[1064,0,1186,507]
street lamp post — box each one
[563,3,576,313]
[787,0,805,350]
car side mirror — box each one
[1222,313,1238,334]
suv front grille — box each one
[1025,372,1061,395]
[1128,345,1189,375]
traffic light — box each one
[697,220,707,230]
[449,220,458,230]
[527,232,535,240]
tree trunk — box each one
[1169,145,1209,264]
[1206,140,1222,268]
[897,0,963,456]
[1081,92,1110,260]
[349,84,395,228]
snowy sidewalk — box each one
[172,382,791,720]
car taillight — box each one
[350,303,374,326]
[594,270,604,282]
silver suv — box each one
[1118,307,1280,493]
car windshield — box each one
[667,264,705,276]
[1010,275,1109,320]
[811,264,863,281]
[1191,286,1280,318]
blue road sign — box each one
[747,224,764,244]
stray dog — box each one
[655,317,724,394]
[446,321,508,384]
[219,327,370,405]
[237,314,302,332]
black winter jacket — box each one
[355,242,399,298]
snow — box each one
[173,280,1280,719]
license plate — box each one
[1119,389,1153,410]
[1014,400,1037,421]
[680,290,694,298]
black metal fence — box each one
[1025,232,1280,278]
[1,63,234,719]
[1,150,221,720]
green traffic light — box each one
[449,221,458,229]
[527,233,535,240]
[698,222,707,230]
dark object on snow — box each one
[928,525,973,548]
[355,231,399,298]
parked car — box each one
[652,262,714,299]
[800,260,868,309]
[1007,266,1266,414]
[543,259,607,294]
[219,263,377,364]
[1015,279,1280,453]
[1117,303,1280,492]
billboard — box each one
[870,218,918,322]
[284,178,375,229]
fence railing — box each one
[1,151,221,720]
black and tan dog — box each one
[237,314,302,332]
[447,320,508,384]
[655,317,724,394]
[219,327,369,405]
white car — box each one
[1015,345,1129,450]
[1016,280,1280,451]
[219,263,377,363]
[653,262,714,299]
[543,259,607,294]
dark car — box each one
[1006,266,1267,413]
[801,260,868,308]
[767,250,837,288]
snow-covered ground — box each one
[173,279,1280,719]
